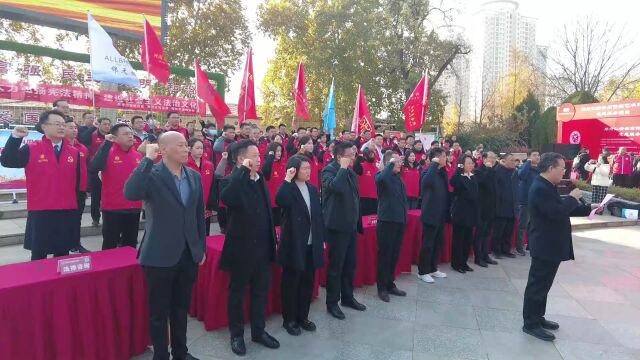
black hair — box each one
[341,130,348,135]
[382,150,395,165]
[428,147,445,160]
[52,99,67,108]
[223,124,235,131]
[167,111,179,118]
[37,109,66,129]
[406,134,414,140]
[286,155,310,181]
[310,127,318,131]
[278,123,287,128]
[82,111,92,119]
[528,149,540,156]
[430,140,439,147]
[229,139,257,163]
[374,133,383,139]
[334,141,354,158]
[267,141,284,157]
[240,122,251,129]
[297,127,306,133]
[457,154,473,167]
[403,149,418,168]
[500,152,513,160]
[266,125,275,132]
[110,123,131,135]
[145,113,155,121]
[64,116,75,123]
[187,137,204,148]
[130,115,144,124]
[298,135,313,149]
[538,152,564,173]
[97,117,112,124]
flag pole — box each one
[87,11,98,122]
[241,48,250,125]
[143,15,154,118]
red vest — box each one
[265,158,287,207]
[186,156,214,207]
[101,144,143,210]
[168,126,189,140]
[90,131,106,159]
[133,134,144,151]
[214,139,233,167]
[202,138,213,162]
[358,161,378,199]
[26,138,79,211]
[401,166,420,198]
[71,140,89,192]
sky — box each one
[228,0,640,106]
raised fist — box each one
[221,152,228,159]
[285,167,297,182]
[12,126,28,138]
[104,134,116,142]
[242,158,253,169]
[146,143,160,161]
[339,156,351,169]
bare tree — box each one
[545,18,640,102]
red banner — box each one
[560,117,640,156]
[0,81,204,115]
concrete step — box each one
[0,192,26,203]
[570,215,640,231]
[0,199,92,219]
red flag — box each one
[292,62,310,121]
[195,60,230,127]
[238,48,258,124]
[140,17,170,84]
[403,74,430,132]
[350,85,374,137]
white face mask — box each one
[208,129,217,137]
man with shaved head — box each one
[125,131,206,360]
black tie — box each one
[54,144,61,158]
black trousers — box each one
[31,250,69,261]
[407,197,419,210]
[326,229,357,306]
[144,247,198,360]
[101,211,140,250]
[516,205,530,253]
[89,172,102,223]
[217,207,228,232]
[418,223,444,275]
[523,257,560,329]
[451,225,473,269]
[360,198,378,216]
[228,259,270,338]
[376,221,405,291]
[281,246,315,324]
[205,216,211,236]
[271,207,281,227]
[613,174,633,188]
[492,217,514,255]
[76,192,87,247]
[474,221,492,261]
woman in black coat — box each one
[450,155,480,273]
[275,155,325,336]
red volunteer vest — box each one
[186,156,214,207]
[101,144,143,210]
[26,138,78,211]
[71,140,89,192]
[358,160,378,199]
[90,131,105,158]
[265,158,287,207]
[401,166,420,198]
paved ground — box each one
[2,226,640,360]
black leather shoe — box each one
[299,319,316,331]
[523,326,555,341]
[475,259,488,268]
[283,321,301,336]
[378,290,390,302]
[493,253,503,259]
[252,332,280,349]
[388,286,407,297]
[230,336,246,356]
[452,266,466,274]
[541,319,560,330]
[327,304,345,319]
[485,257,498,265]
[173,354,200,360]
[504,252,516,258]
[462,264,474,272]
[341,298,367,311]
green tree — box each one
[511,91,541,147]
[531,106,557,148]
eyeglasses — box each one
[46,122,66,128]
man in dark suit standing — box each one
[323,141,366,319]
[375,151,408,302]
[474,151,498,267]
[522,152,595,342]
[124,131,206,360]
[493,153,518,258]
[417,147,449,283]
[219,140,280,356]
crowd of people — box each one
[0,99,622,359]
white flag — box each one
[88,14,139,87]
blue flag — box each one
[88,14,140,87]
[323,78,336,133]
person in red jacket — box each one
[262,142,287,226]
[64,118,91,254]
[401,150,421,209]
[79,116,111,226]
[90,123,143,250]
[165,111,189,140]
[613,147,633,188]
[187,137,215,235]
[354,147,379,215]
[296,135,321,189]
[0,110,80,260]
[131,115,148,150]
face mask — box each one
[208,129,217,137]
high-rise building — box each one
[438,25,472,124]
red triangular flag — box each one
[195,59,230,127]
[238,48,258,124]
[292,62,310,121]
[403,75,430,132]
[350,85,374,137]
[140,17,170,84]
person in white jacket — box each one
[584,154,611,204]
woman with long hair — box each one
[401,150,421,209]
[186,137,215,235]
[354,146,379,215]
[585,154,612,204]
[297,135,321,189]
[262,141,287,226]
[449,155,480,273]
[413,141,427,165]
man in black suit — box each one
[493,153,518,258]
[474,151,498,267]
[375,151,408,302]
[323,141,366,319]
[417,147,449,284]
[124,131,206,360]
[219,140,280,356]
[522,152,595,342]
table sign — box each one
[57,256,92,275]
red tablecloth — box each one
[0,248,149,360]
[189,236,321,331]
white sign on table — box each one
[57,256,92,275]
